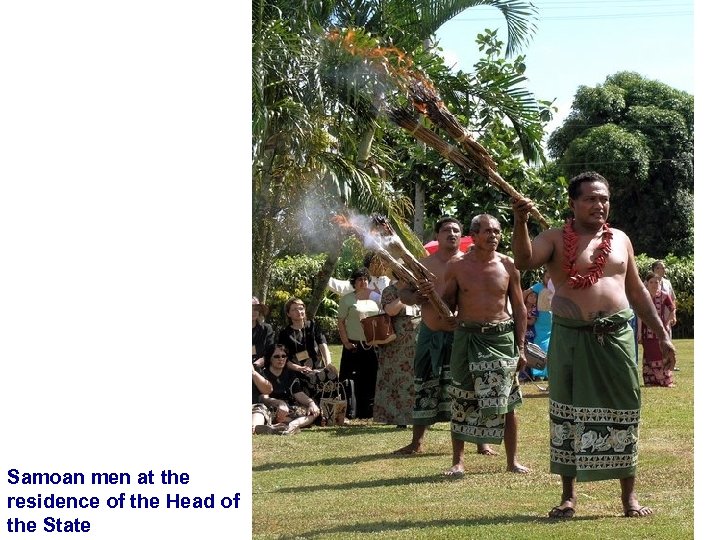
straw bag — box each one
[319,380,348,426]
[360,313,396,346]
[524,341,547,370]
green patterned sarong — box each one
[449,321,522,444]
[412,322,453,425]
[549,308,640,481]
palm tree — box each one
[325,1,538,235]
[252,0,538,306]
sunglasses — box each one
[272,354,287,359]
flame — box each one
[326,28,440,100]
[332,212,392,251]
[330,213,351,228]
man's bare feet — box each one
[477,444,498,456]
[442,464,465,477]
[548,499,576,519]
[393,442,423,455]
[507,463,530,474]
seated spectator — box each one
[252,364,273,434]
[252,296,274,367]
[257,344,321,435]
[277,297,338,403]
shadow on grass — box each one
[271,471,473,494]
[253,451,445,472]
[523,391,550,399]
[280,514,605,538]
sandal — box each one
[548,505,575,519]
[624,506,652,517]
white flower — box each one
[580,430,598,451]
[551,423,566,446]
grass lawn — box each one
[252,340,693,539]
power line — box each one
[556,157,691,166]
[449,11,691,22]
[446,1,692,22]
[538,0,690,5]
[537,0,690,5]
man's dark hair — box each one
[435,216,462,234]
[568,171,610,200]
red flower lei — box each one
[563,219,613,289]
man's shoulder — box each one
[539,226,563,239]
[424,250,459,268]
[496,251,514,263]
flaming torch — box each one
[332,213,454,319]
[326,31,551,229]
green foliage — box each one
[314,315,340,343]
[548,71,693,257]
[561,124,651,183]
[383,30,560,237]
[327,0,538,57]
[266,254,338,328]
[334,237,366,281]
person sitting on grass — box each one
[257,344,321,435]
[252,363,273,434]
[278,297,338,406]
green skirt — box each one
[448,322,521,444]
[549,308,640,481]
[411,322,453,425]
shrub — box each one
[265,254,326,329]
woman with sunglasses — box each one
[258,344,321,435]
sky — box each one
[434,0,693,139]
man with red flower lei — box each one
[511,171,675,520]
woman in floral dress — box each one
[373,278,421,427]
[638,272,676,387]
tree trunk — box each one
[306,232,345,319]
[413,180,426,238]
[412,38,433,240]
[358,124,375,164]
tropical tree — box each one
[547,72,693,256]
[378,29,558,239]
[326,1,538,235]
[252,0,540,309]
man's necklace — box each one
[562,218,613,289]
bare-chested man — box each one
[440,214,530,476]
[393,217,496,456]
[511,171,676,519]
